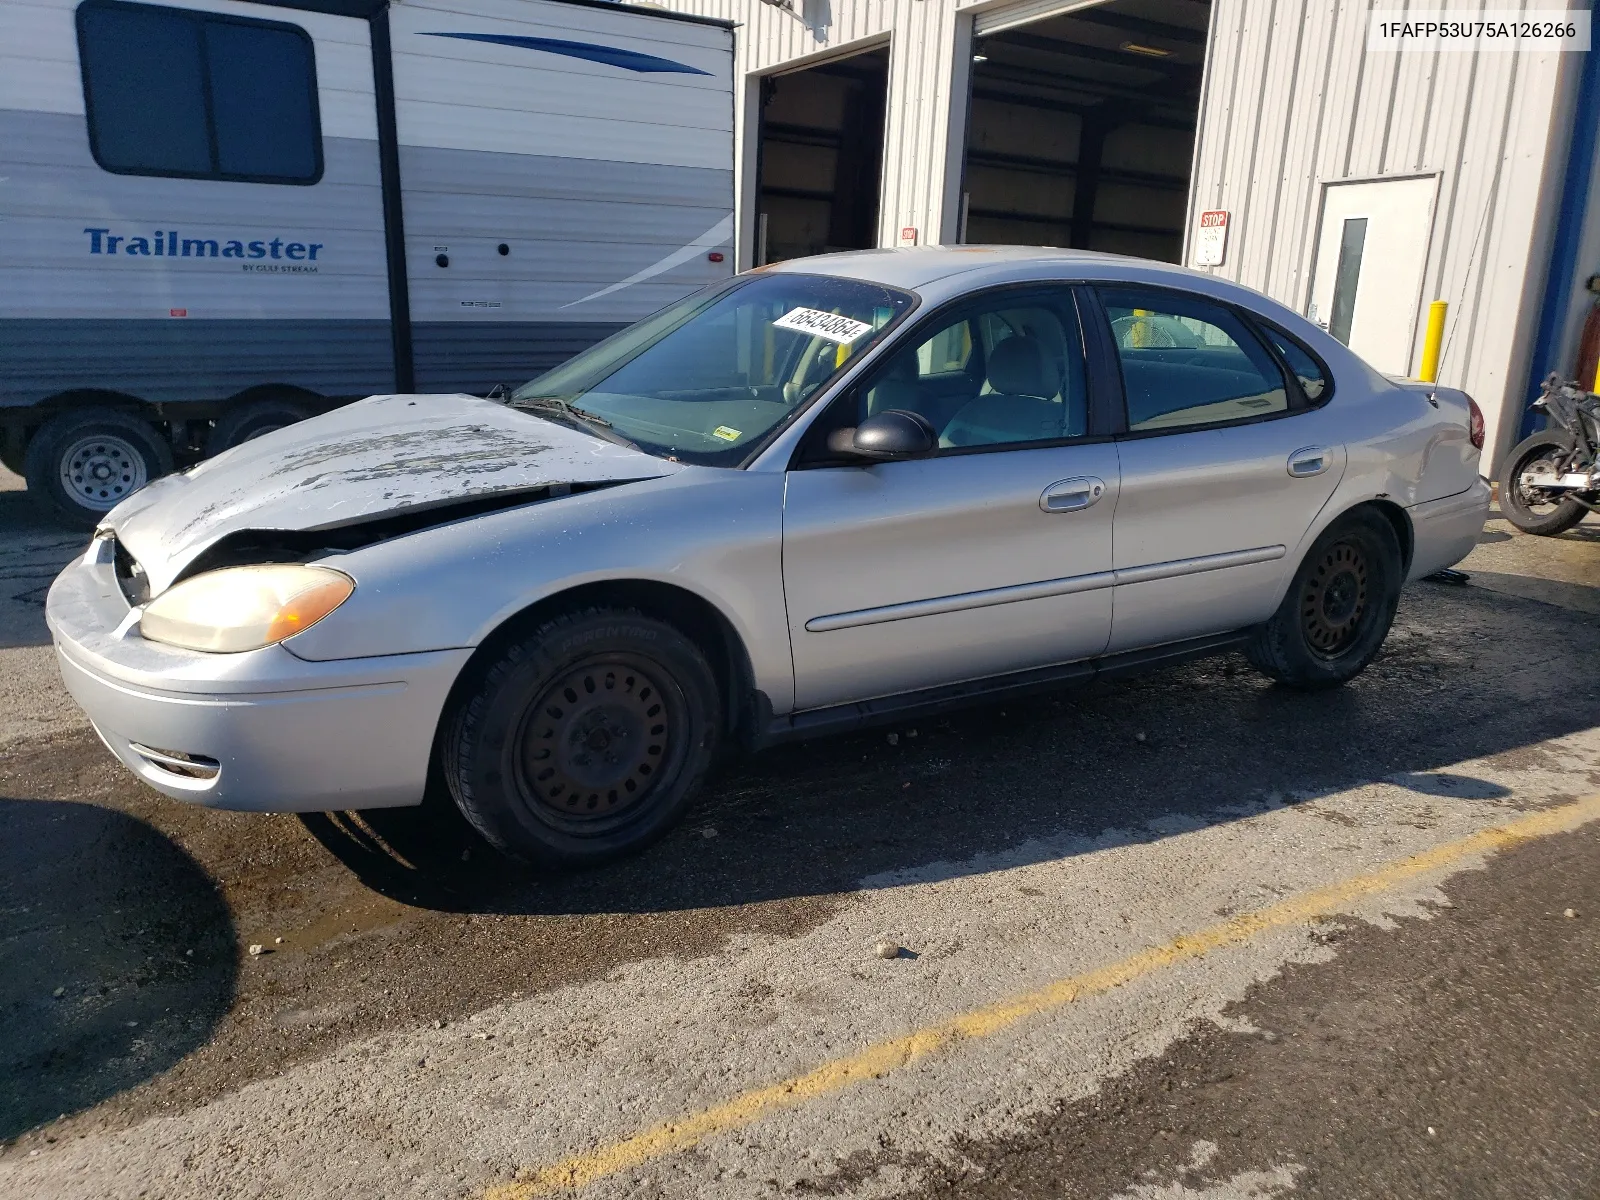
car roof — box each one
[764,245,1121,290]
[770,244,1249,288]
[765,245,1316,335]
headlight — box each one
[140,565,354,653]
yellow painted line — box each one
[486,791,1600,1199]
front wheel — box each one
[1499,432,1587,536]
[440,608,721,868]
[1246,509,1403,690]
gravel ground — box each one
[1,470,1597,1199]
[894,821,1600,1200]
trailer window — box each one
[77,0,322,185]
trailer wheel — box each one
[23,408,174,529]
[210,398,311,452]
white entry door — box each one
[1307,176,1438,376]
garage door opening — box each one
[960,0,1210,261]
[753,48,889,265]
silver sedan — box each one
[47,248,1490,866]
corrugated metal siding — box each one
[1187,0,1577,457]
[970,0,1100,37]
[656,0,1577,455]
[654,0,970,254]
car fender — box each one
[281,468,794,713]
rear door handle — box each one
[1040,476,1106,513]
[1287,447,1331,478]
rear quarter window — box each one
[1260,324,1331,404]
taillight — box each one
[1468,398,1485,450]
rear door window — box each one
[77,0,322,185]
[1097,288,1290,433]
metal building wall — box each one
[653,0,977,265]
[656,0,1583,459]
[1182,0,1580,461]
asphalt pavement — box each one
[1,464,1598,1200]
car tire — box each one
[210,398,311,452]
[441,607,721,868]
[1246,508,1402,691]
[23,408,174,529]
[1498,431,1588,536]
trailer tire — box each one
[23,408,173,529]
[210,398,311,452]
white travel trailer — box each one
[0,0,735,524]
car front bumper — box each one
[46,544,472,813]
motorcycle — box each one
[1499,374,1600,536]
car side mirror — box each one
[825,409,937,462]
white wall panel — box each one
[388,0,733,168]
[0,0,81,115]
[0,0,376,137]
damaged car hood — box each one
[109,393,683,594]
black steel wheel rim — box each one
[1300,539,1370,659]
[512,655,676,832]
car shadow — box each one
[0,485,83,650]
[303,568,1600,919]
[0,798,236,1140]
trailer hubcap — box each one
[59,435,148,510]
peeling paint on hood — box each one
[110,393,682,594]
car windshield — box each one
[510,273,915,465]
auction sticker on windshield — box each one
[773,307,875,344]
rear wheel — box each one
[1247,509,1402,690]
[441,608,720,868]
[1499,431,1587,536]
[23,408,173,529]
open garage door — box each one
[753,48,889,265]
[960,0,1210,261]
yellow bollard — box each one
[1418,300,1448,382]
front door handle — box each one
[1040,476,1106,513]
[1287,446,1331,478]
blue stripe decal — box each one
[420,31,711,75]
